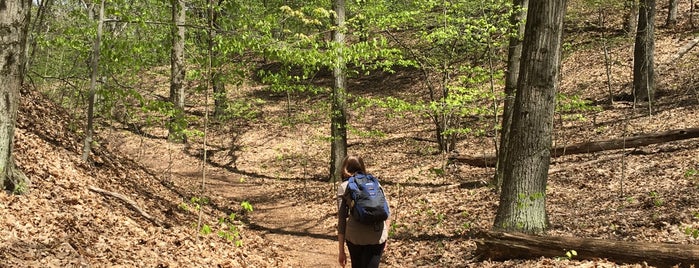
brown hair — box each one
[342,155,366,180]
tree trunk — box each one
[475,231,699,267]
[82,0,104,162]
[330,0,348,183]
[27,0,54,71]
[494,0,567,234]
[211,1,226,118]
[452,127,699,167]
[169,0,186,141]
[494,0,528,190]
[0,0,31,193]
[633,0,656,103]
[692,0,696,28]
[666,0,679,27]
[212,72,226,117]
[624,0,639,36]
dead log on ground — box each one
[474,231,699,267]
[451,127,699,167]
[670,36,699,62]
[88,185,163,227]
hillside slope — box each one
[0,90,286,267]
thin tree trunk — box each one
[169,0,186,141]
[597,7,615,104]
[691,0,696,27]
[666,0,679,27]
[494,0,567,234]
[633,0,656,104]
[624,0,639,36]
[27,0,54,71]
[0,0,31,193]
[330,0,348,183]
[211,0,226,118]
[82,0,104,162]
[494,0,528,190]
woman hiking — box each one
[337,155,390,268]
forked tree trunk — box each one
[0,0,31,193]
[330,0,348,183]
[633,0,656,103]
[494,0,528,190]
[494,0,567,234]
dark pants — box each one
[346,241,385,268]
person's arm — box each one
[337,185,349,267]
[338,233,346,267]
[387,195,392,248]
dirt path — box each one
[110,131,339,267]
[249,199,338,267]
[213,173,339,268]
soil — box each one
[2,4,699,268]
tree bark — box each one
[0,0,31,193]
[493,0,567,234]
[692,0,696,28]
[81,0,103,162]
[666,0,679,27]
[168,0,186,141]
[330,0,348,183]
[494,0,528,190]
[624,0,639,36]
[452,127,699,167]
[211,0,226,118]
[475,231,699,267]
[633,0,656,103]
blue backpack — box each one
[346,173,390,224]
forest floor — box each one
[3,5,699,268]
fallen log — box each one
[88,185,163,227]
[670,35,699,62]
[474,231,699,267]
[450,127,699,167]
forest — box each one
[1,0,699,267]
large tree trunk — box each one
[494,0,528,190]
[666,0,679,27]
[330,0,348,183]
[494,0,567,234]
[1,0,31,193]
[82,0,104,162]
[475,231,699,267]
[633,0,656,103]
[168,0,186,141]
